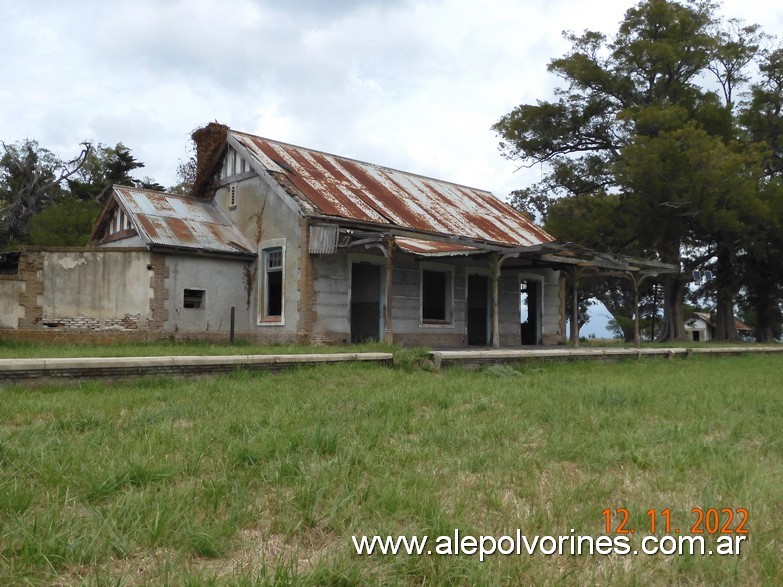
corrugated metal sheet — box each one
[309,224,339,254]
[113,187,256,255]
[395,237,480,256]
[231,131,554,247]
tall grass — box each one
[0,355,781,584]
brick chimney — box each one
[190,122,229,198]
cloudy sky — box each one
[3,0,781,202]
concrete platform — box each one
[1,346,780,382]
[0,352,394,382]
[429,345,783,369]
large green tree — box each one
[737,48,783,341]
[68,143,163,204]
[0,140,90,249]
[1,140,162,248]
[494,0,771,341]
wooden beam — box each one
[491,254,501,349]
[384,236,394,344]
[571,268,580,348]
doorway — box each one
[520,278,542,345]
[467,274,490,346]
[351,263,382,343]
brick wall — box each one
[296,218,316,344]
[17,251,44,327]
[148,253,169,330]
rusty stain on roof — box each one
[232,130,554,247]
[113,186,256,255]
[395,237,480,256]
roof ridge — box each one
[113,184,200,200]
[229,129,495,194]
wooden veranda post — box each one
[384,236,394,344]
[571,267,580,348]
[491,254,501,349]
[633,275,640,348]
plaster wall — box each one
[0,280,25,328]
[40,251,152,322]
[163,255,254,334]
[214,173,303,340]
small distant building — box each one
[685,311,753,342]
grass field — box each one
[0,340,396,360]
[1,354,781,585]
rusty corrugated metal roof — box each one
[113,186,256,255]
[394,237,481,256]
[231,130,554,247]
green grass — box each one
[0,340,397,360]
[1,355,782,585]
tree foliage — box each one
[495,0,782,341]
[0,140,90,248]
[29,197,101,247]
[0,140,159,248]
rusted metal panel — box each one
[395,237,480,256]
[231,131,554,247]
[113,186,256,256]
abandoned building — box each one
[684,312,753,342]
[0,124,672,347]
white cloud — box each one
[1,0,780,197]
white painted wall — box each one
[0,280,24,328]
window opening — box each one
[422,269,449,322]
[183,289,205,309]
[265,247,283,317]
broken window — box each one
[264,247,283,319]
[183,289,205,309]
[421,268,452,323]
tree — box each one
[494,0,768,341]
[67,143,147,203]
[1,139,162,247]
[737,48,783,341]
[544,192,644,342]
[0,140,90,248]
[170,151,197,195]
[29,197,101,246]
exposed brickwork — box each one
[37,313,142,330]
[296,218,316,344]
[148,253,170,331]
[17,252,44,328]
[40,317,100,329]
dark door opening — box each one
[351,263,381,343]
[520,279,541,345]
[467,274,489,346]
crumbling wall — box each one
[39,249,154,330]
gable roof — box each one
[691,311,753,332]
[229,130,554,248]
[91,186,256,256]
